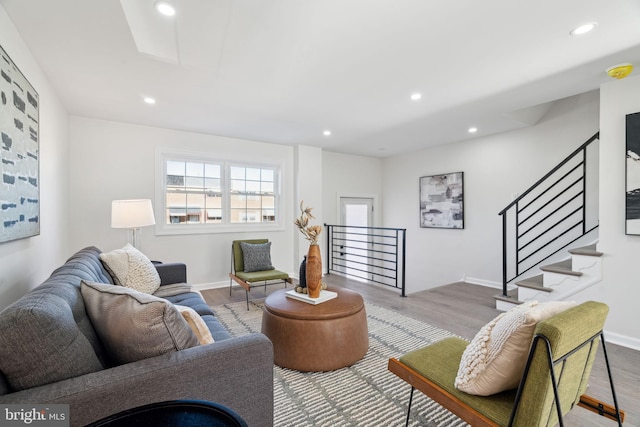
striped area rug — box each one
[212,299,468,427]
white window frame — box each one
[155,149,285,235]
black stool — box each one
[86,400,248,427]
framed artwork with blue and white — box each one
[0,44,40,243]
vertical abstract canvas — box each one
[420,172,464,229]
[0,45,39,243]
[626,112,640,235]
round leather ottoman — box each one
[261,287,368,372]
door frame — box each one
[336,193,379,227]
[336,193,379,281]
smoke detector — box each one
[606,64,633,80]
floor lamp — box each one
[111,199,156,250]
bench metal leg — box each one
[405,386,414,427]
[600,334,623,426]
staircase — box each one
[495,243,603,311]
[496,132,601,311]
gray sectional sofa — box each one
[0,246,274,427]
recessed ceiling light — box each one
[155,1,176,17]
[323,130,332,137]
[143,97,156,105]
[410,93,422,101]
[468,127,478,133]
[570,22,597,36]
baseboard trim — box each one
[193,281,228,291]
[604,330,640,352]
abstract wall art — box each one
[419,172,464,229]
[0,44,39,243]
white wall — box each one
[322,151,383,227]
[382,91,600,293]
[68,117,295,287]
[592,74,640,349]
[0,6,71,310]
[295,145,323,269]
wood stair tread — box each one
[493,288,521,304]
[515,274,553,293]
[568,243,603,257]
[540,259,582,276]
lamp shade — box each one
[111,199,156,228]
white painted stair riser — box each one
[543,271,580,287]
[571,255,603,279]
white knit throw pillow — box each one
[100,244,161,294]
[454,300,577,396]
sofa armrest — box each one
[155,262,187,285]
[0,334,274,427]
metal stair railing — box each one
[498,132,600,297]
[325,224,406,296]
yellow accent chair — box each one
[388,301,624,426]
[229,239,292,310]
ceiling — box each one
[2,0,640,158]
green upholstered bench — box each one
[388,301,624,426]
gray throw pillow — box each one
[80,281,199,365]
[240,242,275,272]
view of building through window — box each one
[230,166,276,223]
[164,159,278,225]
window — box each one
[160,155,281,232]
[230,166,276,224]
[166,160,222,225]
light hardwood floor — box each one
[201,275,639,426]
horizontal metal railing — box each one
[325,224,406,296]
[498,132,600,296]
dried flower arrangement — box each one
[294,201,322,245]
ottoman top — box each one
[264,287,364,320]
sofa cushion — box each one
[0,247,110,392]
[175,305,215,345]
[240,242,274,273]
[454,300,577,396]
[100,244,161,294]
[81,281,199,365]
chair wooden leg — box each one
[578,395,625,423]
[405,387,414,427]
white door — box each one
[339,197,374,280]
